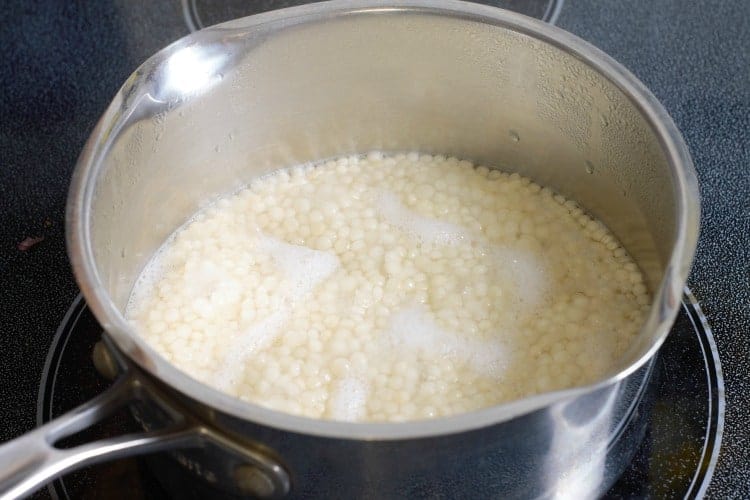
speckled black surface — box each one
[1,0,747,497]
[0,0,188,444]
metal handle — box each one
[0,374,195,499]
[0,335,291,500]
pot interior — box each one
[82,5,690,387]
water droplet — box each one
[585,160,594,174]
[600,114,609,127]
[509,130,520,143]
[218,73,224,80]
[228,133,234,141]
[214,145,221,153]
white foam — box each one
[213,232,340,389]
[376,191,473,246]
[213,310,288,391]
[490,247,548,309]
[125,264,161,319]
[327,376,369,421]
[387,306,453,356]
[125,244,173,319]
[256,232,340,301]
[386,304,509,378]
[375,188,548,311]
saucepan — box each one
[0,1,699,498]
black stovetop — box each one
[1,0,748,497]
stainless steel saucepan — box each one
[0,1,699,498]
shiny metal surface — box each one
[70,0,699,435]
[0,0,700,498]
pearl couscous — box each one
[126,152,649,422]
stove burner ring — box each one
[37,287,724,498]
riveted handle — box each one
[0,338,290,499]
[0,375,194,499]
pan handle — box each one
[0,338,290,500]
[0,374,195,499]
